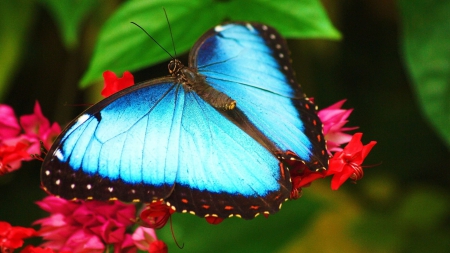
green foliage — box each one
[0,0,36,101]
[80,0,341,86]
[399,0,450,149]
[157,195,324,253]
[39,0,99,49]
[351,187,450,253]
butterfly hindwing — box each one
[190,23,328,170]
[42,78,291,219]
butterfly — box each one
[41,22,328,220]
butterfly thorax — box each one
[168,59,236,110]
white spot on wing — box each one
[245,23,254,31]
[77,114,90,124]
[55,149,64,161]
[214,25,226,32]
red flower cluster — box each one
[34,196,166,253]
[0,102,60,175]
[288,100,377,197]
[0,221,35,252]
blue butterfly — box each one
[41,22,328,220]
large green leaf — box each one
[39,0,99,49]
[80,0,340,87]
[398,0,450,149]
[0,0,36,101]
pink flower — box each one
[114,234,136,253]
[132,227,168,253]
[101,71,134,97]
[132,227,157,251]
[0,101,61,174]
[0,221,35,252]
[20,101,50,139]
[318,100,357,153]
[0,105,21,139]
[327,133,377,190]
[35,196,137,253]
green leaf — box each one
[399,0,450,148]
[81,0,340,86]
[227,0,341,39]
[39,0,99,49]
[0,0,36,101]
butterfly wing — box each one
[41,78,291,219]
[190,23,328,171]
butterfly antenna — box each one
[169,214,184,249]
[163,7,177,58]
[130,22,174,59]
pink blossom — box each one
[101,71,134,97]
[0,101,61,174]
[35,196,137,253]
[114,234,136,253]
[0,105,21,139]
[132,227,158,251]
[20,101,50,139]
[318,100,357,153]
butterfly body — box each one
[41,22,328,220]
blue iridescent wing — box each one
[189,23,328,170]
[41,78,291,219]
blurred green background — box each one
[1,0,449,252]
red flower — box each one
[35,196,137,253]
[205,216,224,225]
[318,100,358,153]
[148,240,168,253]
[101,71,134,97]
[327,133,376,190]
[289,133,376,194]
[0,142,31,175]
[139,201,174,229]
[0,221,35,252]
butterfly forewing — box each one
[190,22,328,171]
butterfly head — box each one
[168,59,184,75]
